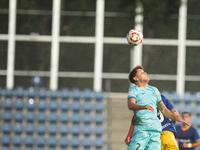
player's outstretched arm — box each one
[158,101,190,126]
[127,98,154,111]
[170,108,179,125]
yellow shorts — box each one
[160,131,179,150]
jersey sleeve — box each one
[127,86,138,100]
[155,87,162,105]
[192,127,200,140]
[161,95,174,110]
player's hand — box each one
[125,138,130,145]
[178,118,190,126]
[144,105,154,111]
[182,142,188,148]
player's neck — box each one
[137,82,148,87]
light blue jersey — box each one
[127,85,162,133]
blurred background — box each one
[0,0,200,150]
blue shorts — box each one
[127,130,161,150]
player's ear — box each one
[133,77,138,81]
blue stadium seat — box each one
[37,112,46,122]
[13,135,22,145]
[173,103,181,113]
[14,111,23,122]
[24,135,34,146]
[182,105,193,114]
[59,125,68,135]
[1,147,9,150]
[37,124,46,134]
[47,136,57,147]
[72,101,81,111]
[15,86,25,98]
[61,88,69,99]
[94,137,103,148]
[1,135,10,145]
[31,76,42,86]
[48,112,57,122]
[38,87,47,98]
[172,91,180,103]
[196,117,200,127]
[95,114,103,124]
[15,98,24,110]
[3,98,12,109]
[26,98,35,110]
[49,100,58,111]
[161,91,170,99]
[59,112,69,123]
[3,111,12,121]
[72,88,81,100]
[183,91,192,103]
[83,125,92,135]
[36,136,45,146]
[26,112,35,122]
[37,99,47,110]
[195,105,200,116]
[71,137,80,147]
[82,137,92,148]
[83,89,92,100]
[95,91,103,101]
[2,123,11,133]
[27,87,36,98]
[194,92,200,103]
[59,136,68,147]
[50,90,58,99]
[48,124,57,135]
[71,125,80,135]
[95,125,104,136]
[60,100,69,111]
[4,88,13,97]
[83,113,92,124]
[13,123,23,134]
[95,102,104,112]
[72,113,81,124]
[25,123,34,134]
[83,101,92,112]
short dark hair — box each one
[181,111,191,116]
[128,65,143,84]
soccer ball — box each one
[126,29,143,46]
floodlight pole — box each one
[177,0,187,98]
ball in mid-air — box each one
[126,29,143,46]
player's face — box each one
[181,113,191,122]
[135,69,149,83]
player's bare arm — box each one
[127,97,154,111]
[157,101,190,126]
[170,108,179,125]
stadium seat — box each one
[27,87,36,98]
[173,103,181,113]
[36,136,45,146]
[1,147,9,150]
[26,111,35,122]
[48,124,57,135]
[83,89,92,100]
[194,92,200,103]
[82,137,92,148]
[59,124,68,135]
[47,136,57,147]
[15,98,24,109]
[59,136,68,147]
[182,105,193,114]
[4,88,13,97]
[95,113,103,124]
[60,88,69,99]
[83,113,92,124]
[26,98,35,110]
[83,101,92,112]
[2,123,11,133]
[31,76,42,86]
[72,101,81,111]
[95,102,104,112]
[14,111,23,122]
[161,91,170,98]
[37,99,47,110]
[3,98,12,109]
[15,86,25,98]
[83,125,92,135]
[71,137,80,147]
[71,125,81,135]
[59,112,69,123]
[94,137,103,148]
[1,135,10,145]
[195,105,200,116]
[37,112,46,122]
[72,113,81,124]
[48,112,57,122]
[95,91,103,101]
[171,91,180,103]
[3,111,12,121]
[183,91,192,103]
[13,123,23,134]
[25,123,34,134]
[24,135,34,146]
[95,125,104,136]
[50,90,58,99]
[60,100,69,111]
[38,87,47,98]
[13,135,22,145]
[0,86,2,96]
[196,117,200,127]
[72,88,81,100]
[49,100,58,111]
[37,124,46,134]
